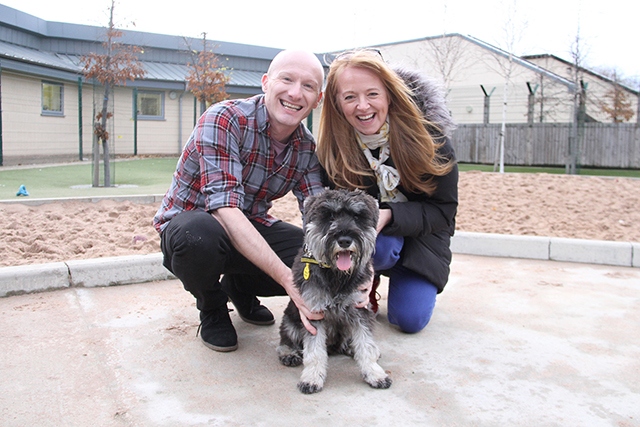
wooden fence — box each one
[451,123,640,169]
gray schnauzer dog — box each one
[277,189,392,394]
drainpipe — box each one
[178,91,184,153]
[193,96,197,127]
[0,61,3,166]
[78,77,83,160]
[133,87,138,156]
[306,112,313,133]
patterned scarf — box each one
[355,121,407,203]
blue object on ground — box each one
[16,185,29,197]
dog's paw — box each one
[279,354,303,367]
[366,375,392,389]
[297,381,323,394]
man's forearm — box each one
[212,206,321,334]
[212,207,292,290]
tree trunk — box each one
[101,82,112,187]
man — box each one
[153,50,325,352]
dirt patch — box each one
[1,172,638,267]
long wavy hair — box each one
[317,50,454,195]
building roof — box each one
[370,33,578,92]
[523,53,639,95]
[0,4,273,92]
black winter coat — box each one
[327,68,458,292]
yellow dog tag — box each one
[303,263,310,280]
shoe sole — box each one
[201,338,238,352]
[238,314,275,326]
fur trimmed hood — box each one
[393,67,455,138]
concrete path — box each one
[1,254,639,426]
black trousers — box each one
[160,210,303,312]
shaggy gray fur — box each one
[277,189,392,394]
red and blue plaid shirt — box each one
[153,95,324,233]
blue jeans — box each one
[373,234,438,334]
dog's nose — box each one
[337,236,353,248]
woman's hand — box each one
[377,208,392,233]
[354,275,373,308]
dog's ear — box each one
[303,193,320,225]
[366,194,379,224]
[303,194,316,214]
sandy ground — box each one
[1,172,638,267]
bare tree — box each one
[566,27,589,174]
[422,34,473,96]
[485,0,528,173]
[185,33,230,116]
[531,73,568,123]
[81,0,145,187]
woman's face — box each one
[335,66,390,136]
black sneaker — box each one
[221,278,275,326]
[234,298,275,326]
[197,306,238,352]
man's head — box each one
[261,50,324,142]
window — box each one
[136,91,164,120]
[42,81,63,115]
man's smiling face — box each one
[261,51,323,142]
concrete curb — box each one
[0,253,174,297]
[66,253,175,288]
[450,231,639,268]
[0,262,70,296]
[1,231,637,298]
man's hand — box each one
[279,268,323,335]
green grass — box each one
[458,163,640,177]
[0,157,178,200]
[1,157,638,201]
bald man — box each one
[154,50,325,352]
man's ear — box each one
[261,73,269,93]
[313,92,323,109]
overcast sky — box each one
[3,0,639,79]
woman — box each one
[317,49,458,334]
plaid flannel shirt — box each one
[153,95,324,233]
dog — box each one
[277,189,392,394]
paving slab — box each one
[1,254,639,426]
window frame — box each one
[41,81,64,116]
[135,90,165,120]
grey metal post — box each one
[480,85,495,124]
[526,82,538,125]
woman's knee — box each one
[387,269,438,334]
[389,307,434,334]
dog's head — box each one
[303,189,379,273]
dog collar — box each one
[300,254,331,280]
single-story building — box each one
[372,34,638,125]
[0,4,284,165]
[1,5,637,167]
